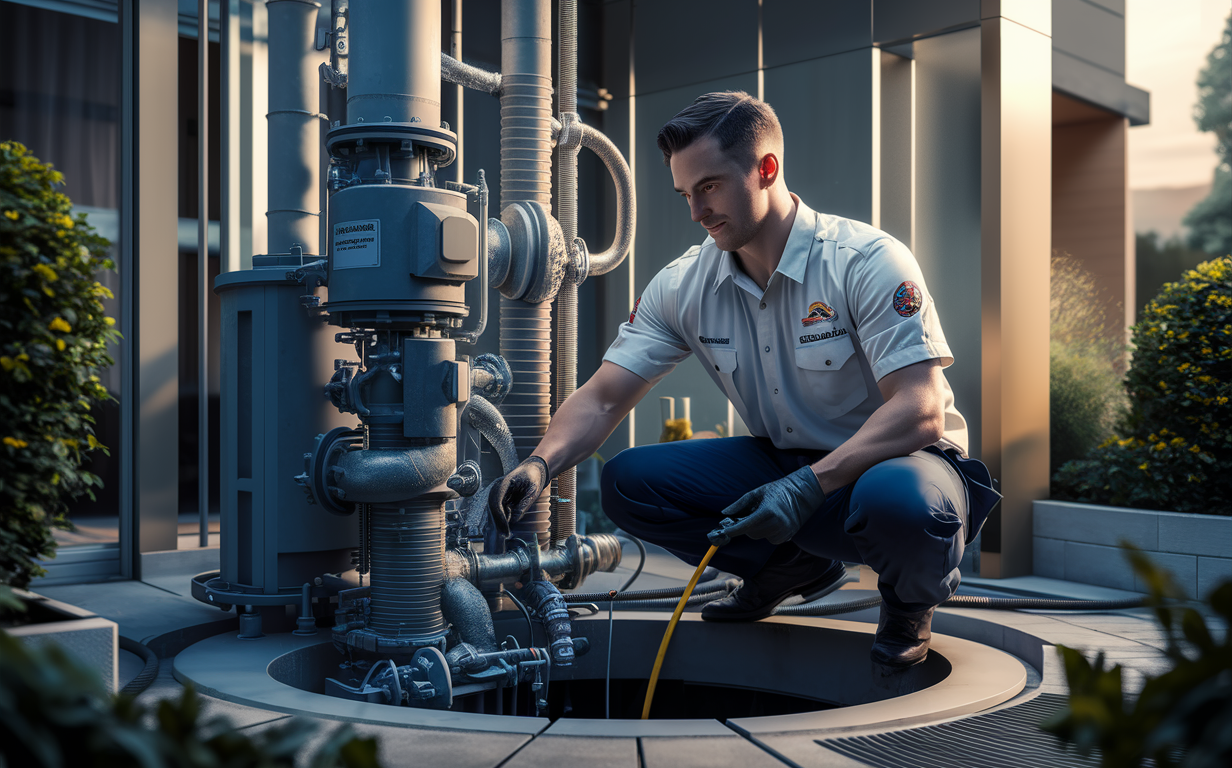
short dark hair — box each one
[656,91,783,169]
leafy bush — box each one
[1050,254,1128,477]
[0,141,117,588]
[1042,547,1231,768]
[1053,257,1231,515]
[0,630,380,767]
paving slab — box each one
[501,735,638,768]
[34,579,234,645]
[641,734,792,767]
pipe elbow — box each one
[579,124,635,276]
[331,441,456,504]
[462,396,519,474]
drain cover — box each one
[816,693,1102,767]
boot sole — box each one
[701,562,849,623]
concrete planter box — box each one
[1034,500,1232,599]
[6,589,119,693]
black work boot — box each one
[870,603,934,669]
[702,551,848,622]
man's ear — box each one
[758,153,779,187]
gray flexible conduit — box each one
[565,581,1150,613]
[499,0,555,548]
[564,578,737,603]
[118,635,159,697]
[440,52,501,95]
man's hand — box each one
[708,466,826,546]
[488,456,550,536]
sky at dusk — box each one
[1126,0,1230,190]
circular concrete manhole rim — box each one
[173,612,1026,737]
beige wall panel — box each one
[981,16,1053,577]
[1053,115,1131,334]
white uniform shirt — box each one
[603,197,970,455]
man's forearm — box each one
[530,385,631,477]
[809,389,944,495]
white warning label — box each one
[332,219,380,269]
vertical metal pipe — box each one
[348,0,441,127]
[451,0,463,183]
[551,0,578,544]
[266,0,321,255]
[198,0,210,547]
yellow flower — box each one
[31,263,58,282]
[1178,362,1191,373]
[1170,437,1185,447]
[3,210,18,220]
[3,437,28,449]
[0,356,12,372]
[48,317,71,333]
[55,339,66,352]
[104,317,115,326]
[1190,445,1202,454]
[1138,462,1150,471]
[1154,442,1166,451]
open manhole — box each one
[176,611,1023,734]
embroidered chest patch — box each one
[893,281,923,317]
[801,300,837,326]
[629,295,641,323]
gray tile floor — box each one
[31,545,1225,768]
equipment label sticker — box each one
[332,219,380,269]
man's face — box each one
[670,135,767,253]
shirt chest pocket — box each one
[707,348,747,412]
[793,335,869,419]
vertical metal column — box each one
[198,0,211,547]
[120,0,181,566]
[551,0,578,545]
[499,0,555,547]
[266,0,321,255]
[451,0,463,183]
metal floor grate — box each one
[817,693,1104,768]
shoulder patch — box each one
[629,295,641,323]
[893,281,923,317]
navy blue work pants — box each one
[600,436,995,611]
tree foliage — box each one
[1053,257,1231,515]
[0,142,117,588]
[1184,12,1232,258]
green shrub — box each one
[1050,254,1128,477]
[0,630,380,767]
[1053,257,1231,515]
[1042,547,1232,767]
[0,141,118,588]
[1051,342,1125,474]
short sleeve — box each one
[602,264,692,385]
[845,238,953,380]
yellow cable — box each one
[641,544,719,719]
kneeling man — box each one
[492,91,1000,668]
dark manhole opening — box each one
[450,677,838,720]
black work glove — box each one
[707,466,826,546]
[488,456,550,536]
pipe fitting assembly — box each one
[215,0,639,714]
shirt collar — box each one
[712,195,818,294]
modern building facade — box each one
[1,0,1147,583]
